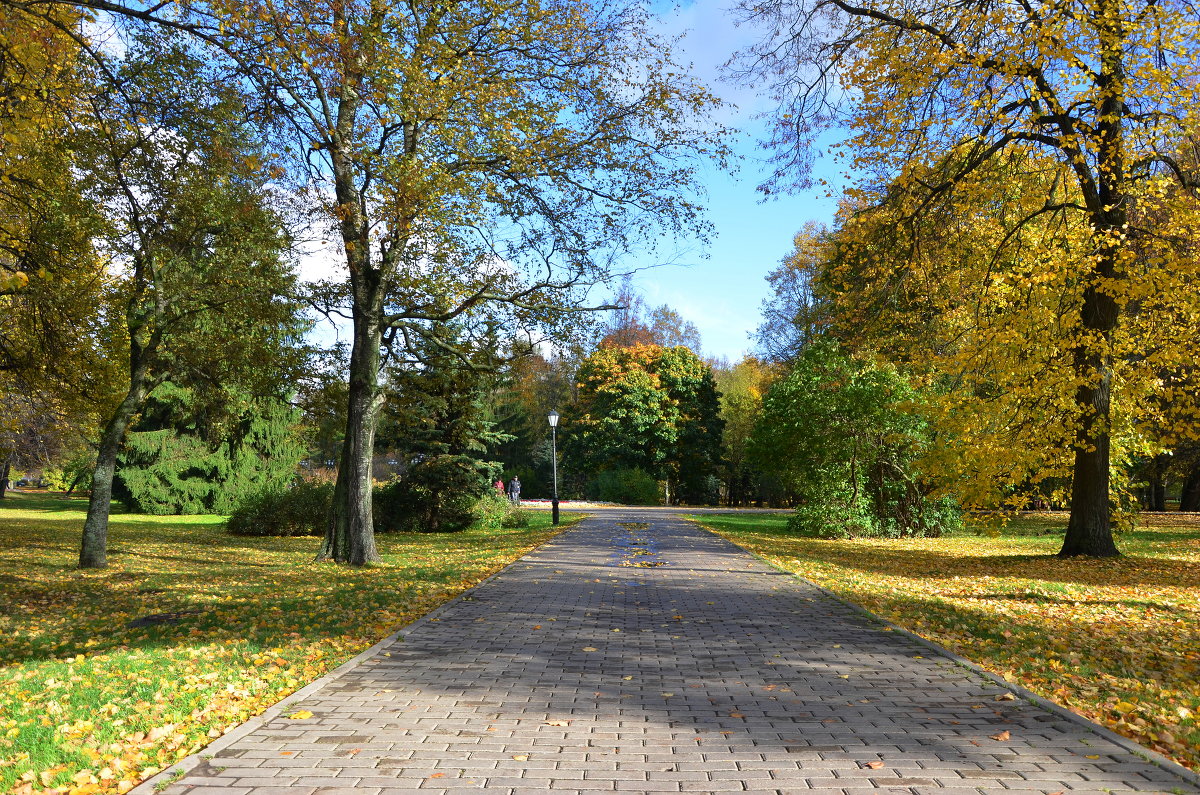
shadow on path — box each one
[147,512,1199,795]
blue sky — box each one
[301,0,848,362]
[622,0,845,362]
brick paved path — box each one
[149,512,1199,795]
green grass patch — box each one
[690,510,1200,772]
[0,491,578,793]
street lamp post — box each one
[548,410,560,525]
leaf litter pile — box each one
[696,511,1200,771]
[0,493,570,794]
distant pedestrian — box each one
[494,478,505,496]
[507,476,521,506]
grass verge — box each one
[0,491,578,794]
[690,511,1200,772]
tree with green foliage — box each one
[567,344,723,504]
[374,326,510,533]
[750,342,958,538]
[203,0,726,564]
[713,357,779,506]
[75,30,303,567]
[113,382,304,515]
[491,350,579,498]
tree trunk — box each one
[1148,453,1168,511]
[1180,461,1200,511]
[0,454,10,499]
[316,66,385,566]
[1059,16,1124,559]
[1059,265,1121,557]
[80,375,150,568]
[317,298,384,564]
[317,240,384,565]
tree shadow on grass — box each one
[177,515,1200,789]
[826,547,1200,589]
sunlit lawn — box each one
[0,492,577,794]
[692,511,1200,772]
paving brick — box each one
[138,511,1200,795]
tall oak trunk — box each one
[317,88,385,564]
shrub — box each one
[115,388,303,515]
[752,342,958,540]
[591,467,660,505]
[226,479,333,536]
[374,455,493,533]
[501,507,530,528]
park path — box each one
[143,511,1199,795]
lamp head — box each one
[547,409,559,428]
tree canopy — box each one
[566,343,723,504]
[736,0,1200,555]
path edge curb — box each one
[131,516,587,795]
[686,515,1200,791]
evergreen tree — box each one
[373,327,511,532]
[113,382,304,514]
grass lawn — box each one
[691,511,1200,772]
[0,492,577,794]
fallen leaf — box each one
[287,710,313,720]
[429,772,445,779]
[863,761,885,769]
[582,647,598,652]
[512,755,529,761]
[990,730,1011,741]
[545,720,570,726]
[995,693,1016,701]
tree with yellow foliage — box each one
[737,0,1200,555]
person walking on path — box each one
[506,475,521,505]
[493,477,505,496]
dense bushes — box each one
[590,467,660,505]
[227,462,525,537]
[226,479,333,536]
[752,342,960,539]
[474,492,529,528]
[374,455,496,533]
[114,384,304,515]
